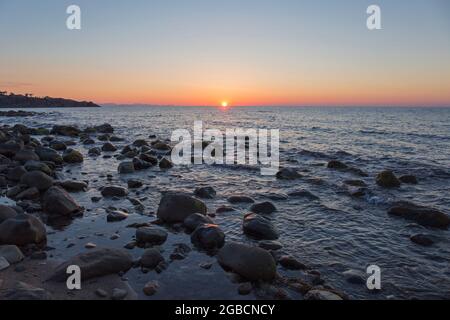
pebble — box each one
[143,281,159,296]
[85,243,97,249]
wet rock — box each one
[217,242,277,281]
[95,123,114,134]
[191,224,225,250]
[118,161,135,174]
[2,281,53,300]
[0,204,18,223]
[157,192,207,223]
[0,256,10,271]
[133,157,152,170]
[13,149,39,163]
[238,282,252,295]
[287,189,319,200]
[304,289,343,300]
[343,269,366,284]
[15,187,40,200]
[85,242,97,249]
[399,175,418,184]
[7,166,27,181]
[107,210,129,222]
[49,140,67,151]
[327,160,348,169]
[376,170,401,188]
[143,281,159,296]
[30,251,47,260]
[59,180,88,192]
[184,213,214,232]
[95,288,108,298]
[216,206,235,213]
[136,227,168,245]
[227,195,255,204]
[170,243,191,260]
[139,153,158,166]
[63,149,84,163]
[88,147,101,156]
[0,245,23,264]
[48,248,133,282]
[127,179,143,189]
[133,139,148,147]
[279,255,306,270]
[344,180,367,187]
[111,288,128,300]
[82,138,95,145]
[24,160,52,175]
[101,185,129,198]
[42,186,83,217]
[0,143,21,157]
[410,234,434,246]
[276,168,302,180]
[51,125,81,137]
[97,134,110,141]
[152,141,171,151]
[388,201,450,229]
[159,157,173,169]
[258,240,283,251]
[263,192,289,201]
[243,213,279,240]
[250,202,276,214]
[102,142,117,152]
[194,186,217,199]
[140,248,164,269]
[20,171,54,191]
[35,147,63,164]
[0,214,47,246]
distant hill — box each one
[0,92,100,108]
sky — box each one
[1,0,450,107]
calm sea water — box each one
[2,106,450,299]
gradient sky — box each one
[1,0,450,106]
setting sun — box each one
[221,101,229,108]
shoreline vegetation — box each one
[0,91,100,109]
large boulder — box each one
[101,185,129,198]
[376,170,401,188]
[42,186,83,216]
[243,213,279,240]
[191,224,225,250]
[0,205,17,224]
[0,214,47,246]
[217,242,276,281]
[157,192,207,223]
[388,201,450,229]
[48,248,133,282]
[20,171,54,191]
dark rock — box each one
[140,248,164,269]
[227,195,255,204]
[63,149,84,163]
[344,180,367,187]
[399,175,418,184]
[101,186,129,198]
[42,186,83,216]
[376,170,401,188]
[118,161,135,174]
[136,227,168,245]
[184,213,214,232]
[410,234,434,246]
[276,168,302,180]
[250,202,276,214]
[13,150,39,163]
[243,213,279,240]
[304,289,343,300]
[139,153,158,166]
[35,147,63,164]
[133,139,148,147]
[191,224,225,250]
[287,189,319,200]
[0,143,21,157]
[49,140,67,151]
[0,214,46,246]
[127,179,143,189]
[216,206,235,213]
[152,141,171,151]
[59,180,88,192]
[279,255,306,270]
[48,248,133,282]
[342,269,366,285]
[157,192,207,223]
[102,142,117,152]
[88,147,101,156]
[327,160,348,169]
[159,158,173,169]
[258,240,283,251]
[0,204,18,223]
[194,186,217,199]
[20,171,53,191]
[238,282,252,295]
[24,160,52,175]
[143,281,159,296]
[388,201,450,229]
[7,166,27,181]
[15,187,40,200]
[2,282,52,300]
[0,245,24,264]
[107,210,129,222]
[217,242,277,281]
[51,125,81,137]
[95,123,114,134]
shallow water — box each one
[2,106,450,299]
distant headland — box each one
[0,91,100,108]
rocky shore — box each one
[1,111,449,300]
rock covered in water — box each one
[327,160,348,169]
[399,175,418,184]
[48,248,133,282]
[376,170,401,188]
[287,189,319,200]
[42,186,83,216]
[101,185,129,198]
[20,171,54,191]
[276,168,302,180]
[388,201,450,229]
[410,234,434,246]
[194,186,217,199]
[107,210,129,222]
[0,213,47,246]
[118,161,135,174]
[190,224,225,250]
[243,213,279,240]
[217,242,277,281]
[136,227,168,245]
[227,195,255,204]
[157,192,207,223]
[250,202,276,214]
[278,255,306,270]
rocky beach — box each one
[0,107,449,300]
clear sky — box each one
[1,0,450,106]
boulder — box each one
[101,185,129,198]
[136,227,168,245]
[49,140,67,151]
[388,201,450,229]
[399,175,418,184]
[102,142,117,152]
[159,158,173,169]
[276,168,302,180]
[95,123,114,134]
[35,147,63,164]
[243,213,279,240]
[0,143,21,157]
[250,202,276,214]
[194,186,217,199]
[118,161,135,174]
[42,186,83,216]
[227,195,255,204]
[20,171,54,191]
[48,248,133,282]
[139,153,158,166]
[15,187,40,200]
[24,160,52,175]
[7,166,27,181]
[157,192,207,223]
[0,204,18,224]
[279,255,306,270]
[127,179,143,189]
[59,180,88,192]
[107,210,129,222]
[63,149,84,163]
[140,248,164,269]
[51,125,81,137]
[376,170,401,188]
[13,149,39,163]
[217,242,277,281]
[184,213,214,232]
[88,147,102,156]
[410,234,434,246]
[0,214,47,246]
[327,160,348,169]
[191,224,225,250]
